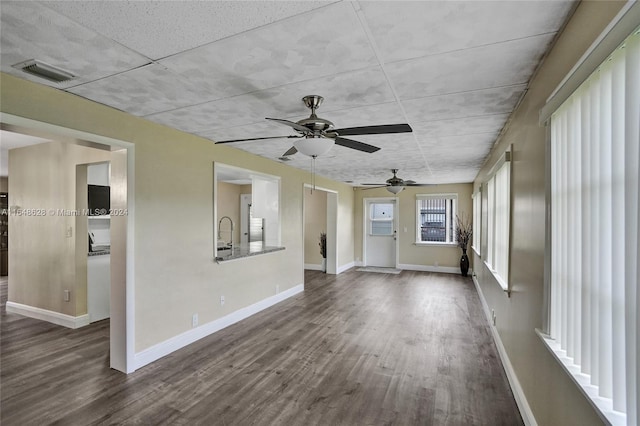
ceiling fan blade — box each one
[405,183,433,186]
[333,124,412,136]
[404,180,416,185]
[266,118,310,133]
[215,135,298,144]
[335,137,380,153]
[362,186,387,190]
[282,146,298,156]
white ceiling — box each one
[0,1,575,185]
[0,130,53,177]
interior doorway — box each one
[1,113,134,373]
[303,185,338,274]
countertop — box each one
[215,242,285,262]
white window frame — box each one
[472,189,482,256]
[540,11,639,426]
[415,193,457,246]
[484,153,511,290]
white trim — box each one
[304,263,323,271]
[6,301,90,329]
[398,264,464,275]
[133,283,304,370]
[0,112,135,374]
[337,261,355,274]
[535,330,626,426]
[471,276,537,426]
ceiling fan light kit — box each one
[293,137,334,157]
[215,95,412,160]
[362,169,432,193]
[387,185,404,194]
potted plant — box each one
[319,232,327,272]
[455,214,472,276]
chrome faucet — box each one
[218,216,234,250]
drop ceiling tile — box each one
[150,67,395,135]
[402,85,527,123]
[158,2,376,99]
[419,132,497,149]
[67,64,224,117]
[41,1,335,60]
[387,34,555,99]
[412,114,509,138]
[0,1,150,89]
[360,1,573,63]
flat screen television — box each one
[88,184,110,216]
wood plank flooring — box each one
[1,270,523,425]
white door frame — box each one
[1,113,135,373]
[363,197,399,268]
[303,184,338,275]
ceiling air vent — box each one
[12,59,75,83]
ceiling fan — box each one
[361,169,432,194]
[214,95,412,158]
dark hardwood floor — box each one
[0,270,523,425]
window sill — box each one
[535,329,626,426]
[472,246,480,257]
[414,242,457,247]
[215,243,285,263]
[484,261,509,291]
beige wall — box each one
[8,141,111,316]
[304,188,327,266]
[472,2,627,425]
[0,72,356,353]
[216,181,243,245]
[354,183,472,269]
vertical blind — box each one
[550,28,639,425]
[485,160,510,289]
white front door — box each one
[364,199,397,267]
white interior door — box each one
[364,199,397,267]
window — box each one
[545,28,639,426]
[369,202,394,236]
[472,189,481,255]
[485,157,510,288]
[415,194,457,244]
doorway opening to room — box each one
[303,185,338,274]
[0,114,134,373]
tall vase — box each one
[460,248,469,277]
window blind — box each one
[549,28,639,426]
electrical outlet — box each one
[276,285,280,294]
[491,309,497,326]
[192,313,198,328]
[66,226,73,238]
[220,295,225,306]
[63,289,70,302]
[434,261,439,268]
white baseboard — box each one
[133,283,304,371]
[471,276,537,426]
[337,261,355,274]
[6,301,90,329]
[398,263,468,275]
[304,263,323,271]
